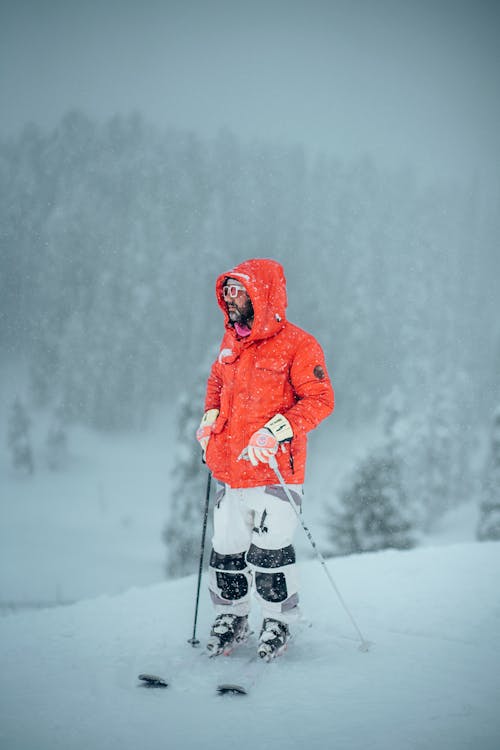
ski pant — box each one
[209,482,303,624]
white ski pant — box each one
[209,482,303,624]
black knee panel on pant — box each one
[216,571,249,601]
[210,549,247,570]
[255,571,288,603]
[210,549,249,601]
[247,544,296,568]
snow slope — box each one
[0,418,174,609]
[1,542,499,750]
[0,408,478,612]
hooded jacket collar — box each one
[215,258,288,344]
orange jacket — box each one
[204,259,334,488]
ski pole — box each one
[269,455,371,652]
[188,470,212,646]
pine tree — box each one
[163,369,215,577]
[6,397,34,475]
[477,407,500,541]
[45,406,69,471]
[327,444,415,556]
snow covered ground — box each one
[0,407,380,610]
[1,542,499,750]
[0,413,174,609]
[1,398,497,749]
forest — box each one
[2,110,499,571]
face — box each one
[223,278,254,325]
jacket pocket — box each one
[252,359,289,409]
[211,414,227,434]
[254,359,289,376]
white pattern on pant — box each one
[209,483,302,624]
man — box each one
[196,258,334,660]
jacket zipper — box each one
[286,440,295,474]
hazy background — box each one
[1,0,500,605]
[1,0,499,184]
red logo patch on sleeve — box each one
[313,365,325,380]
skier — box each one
[196,258,334,660]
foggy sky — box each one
[1,0,499,184]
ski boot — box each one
[257,618,290,661]
[206,614,250,657]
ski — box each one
[138,673,169,688]
[137,621,309,694]
[216,683,247,695]
[137,673,247,694]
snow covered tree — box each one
[163,369,215,578]
[394,367,475,533]
[6,397,34,475]
[477,407,500,541]
[45,407,69,471]
[327,442,416,556]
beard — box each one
[227,298,254,326]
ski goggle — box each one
[222,283,247,300]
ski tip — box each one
[216,683,247,696]
[138,673,169,688]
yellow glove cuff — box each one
[201,408,219,428]
[264,413,293,442]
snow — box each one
[1,540,499,748]
[0,416,173,608]
[1,411,498,748]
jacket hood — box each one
[215,258,288,341]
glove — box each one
[196,409,219,458]
[246,428,279,466]
[246,414,293,467]
[264,413,293,442]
